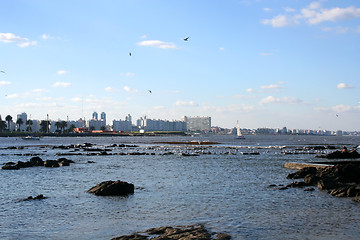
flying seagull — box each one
[0,70,5,73]
[183,37,189,41]
[148,90,152,93]
[129,52,132,56]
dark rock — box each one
[57,158,74,166]
[354,195,360,202]
[112,233,147,240]
[215,233,232,240]
[2,164,20,170]
[287,167,317,179]
[304,174,320,185]
[88,180,134,196]
[317,179,342,190]
[347,187,360,197]
[113,225,230,240]
[285,162,360,202]
[44,160,60,168]
[330,187,349,197]
[15,161,33,168]
[29,156,44,166]
[304,187,315,191]
[287,181,308,188]
[324,147,360,159]
[22,194,47,201]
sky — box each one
[0,0,359,131]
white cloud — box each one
[246,88,258,93]
[5,93,20,99]
[71,97,82,103]
[32,88,48,93]
[263,8,272,12]
[53,82,71,87]
[233,94,258,99]
[260,82,284,91]
[306,6,360,25]
[261,15,297,27]
[322,26,350,33]
[41,34,51,40]
[123,86,139,94]
[175,100,197,107]
[140,34,147,39]
[259,96,302,105]
[262,3,360,29]
[105,86,119,92]
[138,40,177,49]
[284,7,296,13]
[337,83,354,89]
[120,72,135,77]
[332,104,352,112]
[0,81,11,86]
[0,33,37,47]
[57,70,68,75]
[259,52,273,56]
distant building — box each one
[181,116,211,132]
[16,112,27,132]
[100,112,106,121]
[67,119,86,129]
[92,112,98,120]
[113,114,132,132]
[137,116,186,132]
[88,119,106,131]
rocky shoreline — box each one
[111,224,231,240]
[280,148,360,202]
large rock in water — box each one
[88,180,134,196]
[324,147,360,159]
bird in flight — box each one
[183,37,189,41]
[129,52,132,56]
[148,90,152,93]
[0,70,5,73]
[336,114,339,117]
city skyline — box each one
[1,110,357,134]
[1,1,359,131]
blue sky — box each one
[0,0,359,131]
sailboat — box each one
[235,121,245,139]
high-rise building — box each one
[16,112,27,132]
[100,112,106,125]
[92,112,98,120]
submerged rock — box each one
[21,194,48,201]
[112,224,231,240]
[88,180,134,196]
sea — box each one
[0,135,359,240]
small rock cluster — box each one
[21,194,47,201]
[2,156,74,170]
[111,224,231,240]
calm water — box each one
[0,135,359,240]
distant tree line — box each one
[0,115,75,134]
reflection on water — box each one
[0,135,359,239]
